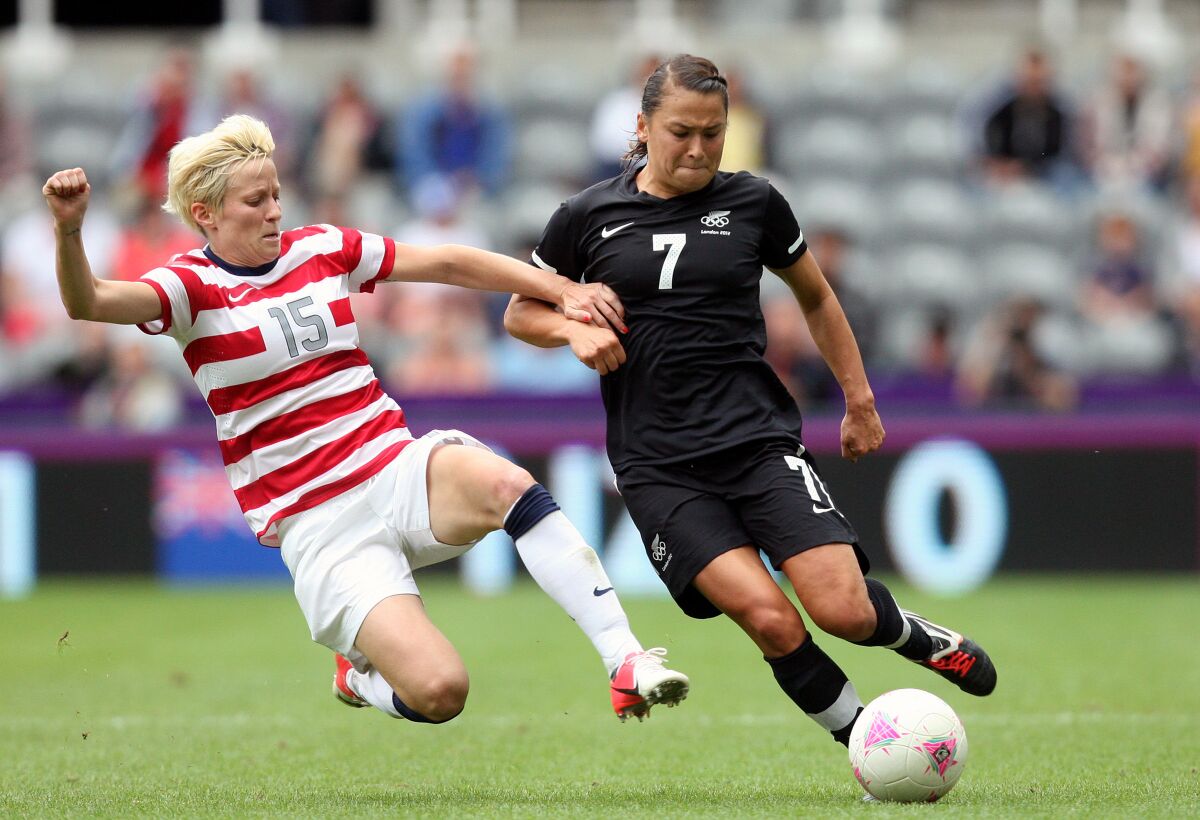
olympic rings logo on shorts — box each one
[700,210,731,227]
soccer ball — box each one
[847,688,968,802]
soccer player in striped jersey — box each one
[42,114,688,725]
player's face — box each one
[207,158,282,266]
[638,86,726,196]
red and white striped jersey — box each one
[137,224,411,546]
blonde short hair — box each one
[164,114,276,234]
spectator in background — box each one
[956,296,1078,411]
[762,227,877,408]
[1078,211,1177,375]
[1179,67,1200,182]
[109,46,213,202]
[0,70,32,202]
[111,191,197,282]
[387,286,494,396]
[0,266,40,350]
[588,53,661,181]
[397,43,511,200]
[1167,175,1200,292]
[916,304,957,380]
[979,48,1077,189]
[393,173,491,252]
[1080,54,1172,193]
[808,227,876,362]
[2,198,118,334]
[302,72,389,200]
[369,175,497,396]
[719,67,770,174]
[78,338,183,431]
[218,67,296,180]
[1174,283,1200,377]
[492,234,601,395]
[1080,211,1155,321]
[761,287,835,408]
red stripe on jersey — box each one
[168,266,242,324]
[361,238,396,294]
[328,297,354,327]
[206,348,370,416]
[175,254,357,313]
[279,225,326,256]
[336,226,364,272]
[137,278,173,335]
[182,327,267,375]
[218,379,387,465]
[256,439,413,543]
[234,409,407,512]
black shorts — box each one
[616,438,867,619]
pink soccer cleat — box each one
[333,653,369,708]
[609,647,689,722]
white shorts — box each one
[277,429,491,671]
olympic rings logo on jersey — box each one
[700,210,731,227]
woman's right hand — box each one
[42,167,91,230]
[565,322,626,375]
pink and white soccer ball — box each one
[848,688,968,802]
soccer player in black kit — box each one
[505,54,996,749]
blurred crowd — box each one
[4,41,1200,431]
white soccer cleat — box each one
[609,647,690,722]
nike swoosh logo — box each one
[601,222,634,239]
[228,288,254,303]
[593,586,614,597]
[812,504,836,514]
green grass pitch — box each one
[2,574,1197,817]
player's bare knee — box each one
[742,605,806,655]
[413,674,469,723]
[491,463,536,514]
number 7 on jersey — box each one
[653,234,687,289]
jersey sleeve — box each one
[758,183,808,270]
[530,201,585,282]
[337,225,397,294]
[136,267,191,339]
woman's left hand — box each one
[840,403,885,462]
[559,282,627,334]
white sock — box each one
[347,667,402,718]
[512,510,643,675]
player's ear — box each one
[191,201,215,229]
[636,111,649,143]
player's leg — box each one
[746,442,997,697]
[781,543,877,642]
[277,474,467,723]
[691,547,864,746]
[346,593,470,722]
[849,574,998,697]
[782,545,997,697]
[423,435,687,714]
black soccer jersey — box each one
[532,168,810,472]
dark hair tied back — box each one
[622,54,728,167]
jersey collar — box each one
[624,163,719,205]
[203,246,279,277]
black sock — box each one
[766,635,863,746]
[855,577,933,661]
